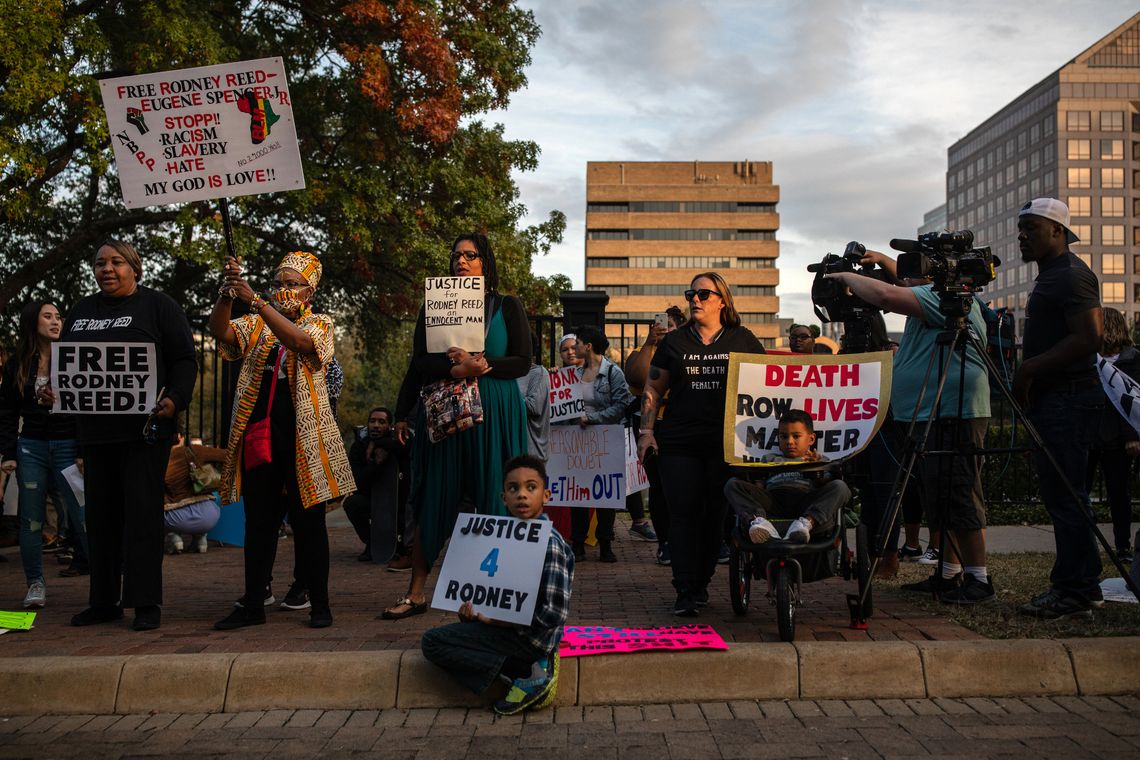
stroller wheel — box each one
[729,545,751,615]
[775,564,797,641]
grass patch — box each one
[877,551,1140,639]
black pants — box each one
[83,440,172,609]
[643,450,669,544]
[658,452,731,594]
[242,456,330,613]
[343,492,371,546]
[571,506,614,544]
[1087,445,1135,553]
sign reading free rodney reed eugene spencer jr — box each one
[724,351,893,466]
[99,58,305,208]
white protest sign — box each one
[50,343,158,415]
[61,464,85,508]
[432,514,552,625]
[1097,354,1140,437]
[99,57,305,208]
[724,352,892,465]
[548,366,585,423]
[546,425,626,509]
[424,276,484,353]
[625,428,649,496]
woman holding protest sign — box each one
[562,325,634,563]
[0,300,91,609]
[383,233,530,620]
[210,250,353,630]
[62,240,197,631]
[637,273,764,616]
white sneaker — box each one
[194,534,209,553]
[23,580,46,609]
[165,533,184,554]
[786,517,812,544]
[748,516,780,544]
[917,546,940,565]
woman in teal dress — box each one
[384,233,530,619]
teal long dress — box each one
[408,305,528,567]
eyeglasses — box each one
[450,250,481,262]
[684,288,720,302]
[789,333,812,342]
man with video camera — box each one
[1012,198,1104,620]
[826,249,993,605]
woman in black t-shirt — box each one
[638,272,764,616]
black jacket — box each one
[0,357,78,459]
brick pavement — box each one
[0,514,978,657]
[2,696,1138,758]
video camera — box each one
[890,230,998,292]
[807,241,891,354]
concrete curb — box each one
[2,638,1137,715]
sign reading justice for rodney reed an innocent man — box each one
[99,57,305,208]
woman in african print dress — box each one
[209,250,353,630]
[382,233,530,620]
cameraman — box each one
[826,250,993,604]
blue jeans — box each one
[421,621,547,694]
[16,437,88,585]
[1028,386,1103,599]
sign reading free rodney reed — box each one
[99,57,305,208]
[724,351,893,466]
[49,343,157,415]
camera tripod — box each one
[849,308,1140,626]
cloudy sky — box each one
[488,0,1133,328]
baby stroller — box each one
[726,462,872,642]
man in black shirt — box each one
[1012,198,1104,620]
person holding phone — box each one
[62,240,197,631]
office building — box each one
[584,161,780,347]
[946,12,1139,333]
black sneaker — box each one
[309,608,333,628]
[940,573,995,605]
[132,605,161,631]
[899,571,962,594]
[692,587,709,608]
[71,605,123,627]
[898,545,923,562]
[214,606,267,630]
[672,592,698,617]
[280,582,311,610]
[1019,589,1093,620]
[656,543,671,566]
[717,542,730,565]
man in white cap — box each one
[1013,198,1104,620]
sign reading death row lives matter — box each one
[424,277,484,353]
[547,366,584,423]
[50,343,157,415]
[99,57,305,208]
[559,625,728,657]
[724,351,893,466]
[624,428,649,496]
[546,424,627,509]
[432,514,552,625]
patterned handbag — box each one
[421,377,484,443]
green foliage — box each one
[0,0,566,355]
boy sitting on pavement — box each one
[724,409,850,544]
[421,454,574,716]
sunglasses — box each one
[450,250,481,262]
[684,288,720,302]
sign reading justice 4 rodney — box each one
[99,57,305,208]
[432,514,552,625]
[50,343,157,415]
[724,351,892,465]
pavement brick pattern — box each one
[2,696,1139,758]
[0,515,979,657]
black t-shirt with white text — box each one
[1023,252,1100,386]
[650,324,764,454]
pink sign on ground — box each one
[559,625,728,657]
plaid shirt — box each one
[517,517,574,654]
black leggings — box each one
[1087,445,1135,552]
[657,452,731,594]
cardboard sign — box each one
[624,428,649,495]
[1097,355,1140,437]
[432,514,552,625]
[725,352,892,465]
[99,57,305,208]
[559,625,728,657]
[50,343,158,415]
[424,276,484,353]
[548,366,585,423]
[546,425,626,510]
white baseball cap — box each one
[1019,198,1079,243]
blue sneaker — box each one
[629,522,658,542]
[493,655,559,715]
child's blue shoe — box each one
[493,654,559,715]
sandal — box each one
[380,595,427,620]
